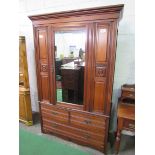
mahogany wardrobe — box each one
[29,4,124,153]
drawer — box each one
[123,119,135,131]
[61,69,79,77]
[42,119,104,149]
[62,75,78,81]
[42,110,69,124]
[41,103,69,116]
[62,79,77,90]
[70,109,107,134]
[122,91,135,99]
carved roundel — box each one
[96,67,106,77]
[41,64,48,72]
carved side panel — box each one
[40,64,48,72]
[96,26,108,62]
[93,80,106,112]
[40,75,50,100]
[36,27,50,101]
[38,30,48,59]
[96,66,106,77]
[93,23,109,114]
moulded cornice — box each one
[28,4,124,22]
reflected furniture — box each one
[115,84,135,154]
[19,36,33,125]
[62,57,77,64]
[29,4,124,153]
[61,62,84,104]
[55,58,62,76]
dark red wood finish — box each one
[29,4,124,153]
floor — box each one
[19,113,135,155]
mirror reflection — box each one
[54,30,86,105]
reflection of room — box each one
[55,31,86,105]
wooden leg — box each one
[115,129,121,154]
[115,117,123,154]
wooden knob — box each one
[51,111,58,115]
[84,119,91,124]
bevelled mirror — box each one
[54,30,86,105]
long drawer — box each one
[70,109,107,134]
[42,118,104,150]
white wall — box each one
[19,0,135,131]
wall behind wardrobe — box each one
[19,0,135,131]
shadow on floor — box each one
[32,111,40,124]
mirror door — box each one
[54,29,86,106]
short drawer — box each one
[41,103,69,116]
[42,111,69,124]
[123,119,135,131]
[70,109,107,134]
[122,91,135,99]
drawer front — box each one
[42,110,69,124]
[42,119,104,149]
[62,79,77,90]
[123,119,135,131]
[122,91,135,99]
[70,109,106,134]
[41,103,69,116]
[41,103,69,124]
[61,69,79,77]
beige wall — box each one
[19,0,135,131]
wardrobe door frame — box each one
[49,23,92,111]
[34,26,51,103]
[89,20,119,115]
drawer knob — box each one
[84,134,91,139]
[52,123,58,128]
[129,94,133,97]
[129,124,135,128]
[84,119,91,124]
[51,111,58,115]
